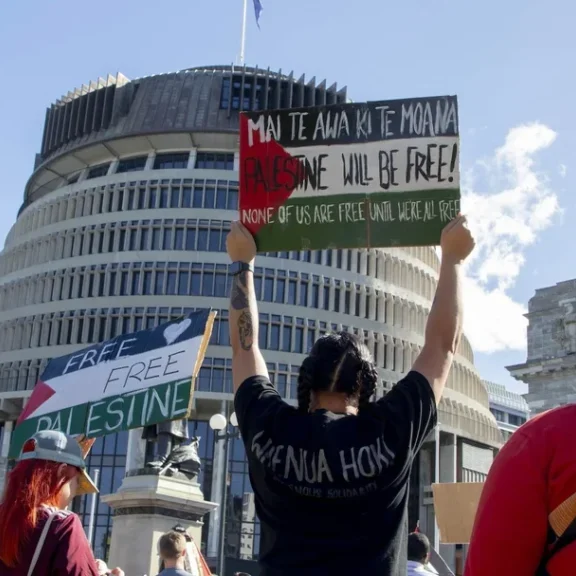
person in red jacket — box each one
[465,405,576,575]
[0,430,124,576]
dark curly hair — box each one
[297,331,378,413]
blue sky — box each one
[1,0,575,394]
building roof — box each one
[483,380,529,413]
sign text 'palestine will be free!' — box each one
[239,96,460,251]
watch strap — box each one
[230,261,254,275]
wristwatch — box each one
[229,261,254,276]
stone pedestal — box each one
[101,472,217,576]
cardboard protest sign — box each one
[10,310,215,458]
[240,96,460,251]
[432,482,484,544]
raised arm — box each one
[227,221,269,392]
[412,215,475,404]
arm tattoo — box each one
[231,271,249,310]
[237,310,254,351]
[230,271,255,350]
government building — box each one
[484,380,529,442]
[508,279,576,415]
[0,65,501,575]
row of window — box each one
[0,261,428,334]
[219,74,346,112]
[8,177,440,277]
[490,408,527,427]
[78,152,235,183]
[11,179,241,241]
[0,221,438,305]
[0,304,416,370]
[0,305,485,402]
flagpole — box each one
[239,0,248,65]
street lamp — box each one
[209,412,240,576]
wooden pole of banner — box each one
[239,0,248,65]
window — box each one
[195,152,234,170]
[116,156,147,174]
[221,75,264,110]
[87,164,110,179]
[153,153,189,170]
[491,408,506,422]
[220,77,231,109]
[508,414,526,427]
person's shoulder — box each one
[40,507,77,524]
[518,404,576,436]
[44,508,83,534]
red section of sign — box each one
[18,380,55,424]
[239,114,306,236]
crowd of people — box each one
[2,215,573,575]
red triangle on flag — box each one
[239,113,307,236]
[18,380,56,424]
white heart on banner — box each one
[163,319,192,345]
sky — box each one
[1,0,575,395]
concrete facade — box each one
[484,380,529,442]
[508,279,576,414]
[0,65,501,571]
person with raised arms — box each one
[227,215,474,576]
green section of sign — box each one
[9,379,192,459]
[252,189,460,252]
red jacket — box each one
[465,405,576,575]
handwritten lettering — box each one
[251,432,395,488]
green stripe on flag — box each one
[250,188,460,252]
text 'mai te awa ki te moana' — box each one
[239,96,460,251]
[9,310,215,458]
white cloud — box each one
[560,164,567,177]
[459,123,560,353]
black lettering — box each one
[415,152,428,181]
[342,153,373,187]
[103,366,128,394]
[406,146,417,184]
[378,150,399,190]
[437,144,449,183]
[292,154,328,191]
[144,357,163,380]
[163,350,185,376]
[122,362,146,388]
[426,144,437,181]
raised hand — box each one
[226,221,257,264]
[440,214,475,263]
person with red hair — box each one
[0,430,124,576]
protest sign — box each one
[432,482,484,543]
[239,96,460,251]
[10,310,215,458]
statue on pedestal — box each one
[142,418,201,482]
[556,299,576,355]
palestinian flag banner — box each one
[10,310,215,458]
[239,96,460,251]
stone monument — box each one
[508,281,576,414]
[102,434,217,576]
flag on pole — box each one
[253,0,263,28]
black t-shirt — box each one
[234,371,437,576]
